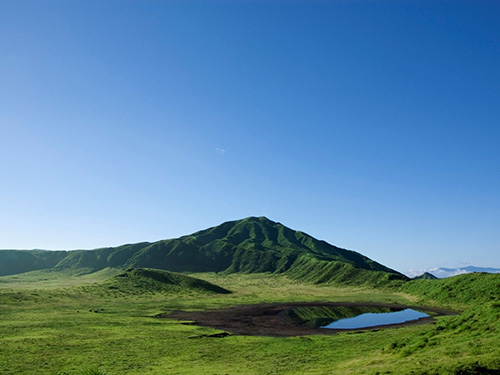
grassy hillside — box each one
[284,256,405,286]
[381,273,500,374]
[0,217,407,285]
[400,272,500,309]
[99,268,231,295]
[53,243,151,271]
[0,250,68,276]
[122,217,403,279]
[1,271,499,375]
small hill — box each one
[413,272,438,280]
[0,217,407,285]
[102,268,231,295]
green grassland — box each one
[1,269,499,375]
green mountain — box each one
[0,217,407,284]
[0,250,68,276]
[413,272,438,280]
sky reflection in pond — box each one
[323,308,429,329]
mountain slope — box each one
[125,217,400,275]
[413,272,438,280]
[0,250,68,276]
[0,217,407,284]
[401,272,500,309]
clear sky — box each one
[1,1,499,275]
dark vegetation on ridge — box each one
[414,272,438,280]
[0,217,407,285]
[0,250,68,276]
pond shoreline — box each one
[158,302,457,337]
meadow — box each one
[1,269,499,375]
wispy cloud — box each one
[216,148,226,155]
[406,265,500,279]
[406,267,465,278]
[406,269,429,278]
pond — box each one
[282,305,431,330]
[164,302,449,337]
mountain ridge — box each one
[413,272,438,280]
[0,217,407,284]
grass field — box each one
[1,269,499,375]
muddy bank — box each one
[158,301,455,337]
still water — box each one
[323,308,429,329]
[283,306,430,330]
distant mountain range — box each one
[0,216,407,285]
[410,266,500,279]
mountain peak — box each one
[0,217,407,284]
[413,272,438,280]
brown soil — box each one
[158,301,455,337]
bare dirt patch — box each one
[158,302,454,337]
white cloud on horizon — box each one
[406,267,469,278]
[406,266,500,279]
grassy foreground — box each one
[1,269,499,375]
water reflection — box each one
[324,308,429,329]
[282,306,430,329]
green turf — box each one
[1,269,499,374]
[98,267,231,295]
[398,272,500,309]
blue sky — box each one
[1,1,499,274]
